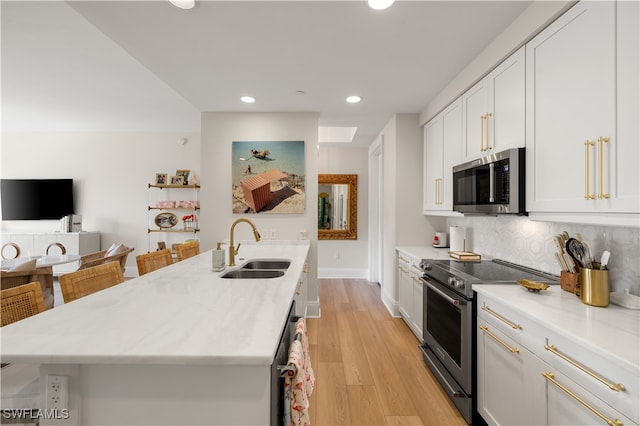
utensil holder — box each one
[560,271,579,293]
[576,265,609,307]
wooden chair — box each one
[176,241,200,261]
[78,246,135,274]
[1,266,55,309]
[59,261,124,304]
[1,282,46,327]
[136,249,173,276]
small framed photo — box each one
[176,169,190,185]
[170,176,184,185]
[155,173,168,185]
[157,241,167,251]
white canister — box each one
[433,232,449,247]
[450,226,466,252]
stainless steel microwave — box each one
[452,148,526,215]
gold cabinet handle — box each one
[411,276,422,285]
[399,256,409,263]
[585,140,596,200]
[481,305,522,329]
[544,345,625,392]
[597,136,610,200]
[480,114,486,152]
[480,325,520,353]
[542,372,623,426]
[484,112,492,151]
[296,280,303,295]
[411,264,422,273]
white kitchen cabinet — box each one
[526,0,639,219]
[477,317,546,426]
[423,98,463,214]
[462,46,525,161]
[477,289,640,426]
[294,257,309,317]
[396,250,423,340]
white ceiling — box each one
[1,0,532,146]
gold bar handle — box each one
[585,140,596,200]
[481,305,522,329]
[480,114,485,152]
[296,280,304,295]
[399,256,409,263]
[485,112,492,151]
[597,136,610,199]
[544,345,625,392]
[480,325,520,353]
[542,372,623,426]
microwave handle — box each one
[489,163,495,202]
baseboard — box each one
[317,267,368,279]
[381,289,400,318]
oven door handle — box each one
[489,162,495,202]
[424,279,465,306]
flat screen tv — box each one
[1,179,75,220]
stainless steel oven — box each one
[419,259,558,424]
[421,276,475,422]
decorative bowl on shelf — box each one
[154,212,178,229]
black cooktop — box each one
[424,259,559,284]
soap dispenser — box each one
[212,242,225,271]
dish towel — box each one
[295,318,315,396]
[284,318,315,426]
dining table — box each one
[1,255,81,271]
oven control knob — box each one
[455,280,465,289]
[447,277,455,285]
[420,260,432,271]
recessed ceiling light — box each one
[346,95,362,104]
[169,0,197,10]
[368,0,395,10]
[240,96,256,104]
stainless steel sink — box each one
[221,269,285,279]
[241,260,291,270]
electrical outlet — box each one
[334,252,340,260]
[46,374,69,410]
[269,229,277,239]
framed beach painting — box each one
[231,141,305,214]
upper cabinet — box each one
[526,1,639,220]
[462,46,526,161]
[423,98,463,214]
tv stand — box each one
[0,231,100,274]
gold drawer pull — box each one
[481,305,522,329]
[411,264,422,273]
[597,136,610,200]
[585,140,596,200]
[480,325,520,354]
[296,280,303,295]
[480,114,485,152]
[544,345,625,392]
[399,256,409,263]
[542,372,623,426]
[484,112,492,151]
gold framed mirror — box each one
[318,174,357,240]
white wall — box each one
[0,131,200,273]
[317,145,368,278]
[199,112,320,316]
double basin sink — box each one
[221,259,291,279]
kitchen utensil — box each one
[566,238,592,269]
[576,233,594,265]
[599,251,610,270]
[555,235,576,272]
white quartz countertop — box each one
[0,241,310,366]
[474,284,640,371]
[395,245,453,260]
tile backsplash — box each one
[446,216,640,295]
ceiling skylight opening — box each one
[318,126,358,144]
[368,0,395,10]
[169,0,197,10]
[346,95,361,104]
[240,96,256,104]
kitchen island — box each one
[0,240,310,426]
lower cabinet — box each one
[477,292,639,426]
[477,317,546,426]
[397,250,423,340]
[293,257,309,317]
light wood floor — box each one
[305,278,467,426]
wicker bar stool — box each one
[176,241,200,261]
[59,261,124,304]
[136,249,173,276]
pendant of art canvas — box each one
[232,141,305,214]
